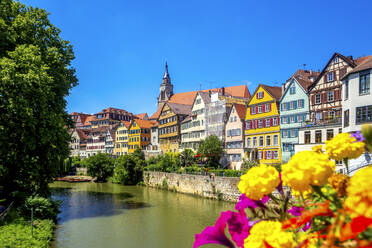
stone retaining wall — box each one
[143,171,241,202]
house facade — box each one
[180,92,210,151]
[280,70,317,163]
[114,121,130,156]
[128,119,155,153]
[158,102,191,153]
[245,85,282,164]
[105,127,117,155]
[86,126,109,157]
[90,107,133,128]
[225,104,246,169]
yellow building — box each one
[158,102,191,153]
[128,119,156,154]
[114,121,131,156]
[245,85,282,164]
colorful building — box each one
[114,121,131,156]
[90,107,133,128]
[279,70,318,163]
[158,102,191,153]
[128,119,156,154]
[245,85,282,164]
[225,103,247,169]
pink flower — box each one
[193,210,255,248]
[235,194,269,210]
[288,206,304,216]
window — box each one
[305,131,311,144]
[259,136,264,147]
[329,111,335,120]
[344,110,349,127]
[258,105,262,113]
[266,118,271,127]
[344,80,349,100]
[257,91,264,99]
[282,130,288,138]
[360,73,370,95]
[328,91,334,102]
[196,99,201,104]
[315,130,322,143]
[258,151,263,160]
[327,129,334,140]
[266,135,271,146]
[315,94,321,104]
[258,120,263,128]
[333,56,338,63]
[356,105,372,124]
[328,72,334,82]
[273,135,279,146]
[298,114,303,122]
[265,104,270,112]
[282,103,287,111]
[253,137,257,147]
[266,151,272,159]
[290,86,296,95]
[251,107,256,115]
[273,118,278,126]
[291,129,296,137]
[298,99,304,108]
[247,137,251,147]
[290,101,294,110]
[273,151,279,159]
[282,117,287,124]
[290,115,295,123]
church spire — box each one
[162,61,171,84]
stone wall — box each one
[143,171,241,202]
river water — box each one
[50,182,235,248]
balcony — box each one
[301,117,342,128]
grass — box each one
[0,210,55,248]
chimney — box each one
[281,83,285,94]
[209,90,211,97]
[221,87,225,96]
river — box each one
[50,182,235,248]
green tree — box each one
[112,154,145,185]
[179,149,195,167]
[85,153,114,182]
[0,0,77,198]
[197,135,224,168]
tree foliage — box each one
[179,149,195,167]
[0,0,77,197]
[85,153,114,182]
[197,135,224,168]
[112,154,145,185]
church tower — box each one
[158,62,174,108]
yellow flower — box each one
[238,164,280,200]
[244,221,294,248]
[282,151,335,194]
[297,232,318,248]
[312,145,323,153]
[345,166,372,218]
[328,173,349,197]
[324,133,365,161]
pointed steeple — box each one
[162,62,171,84]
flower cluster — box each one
[281,151,335,193]
[345,166,372,218]
[194,130,372,248]
[324,133,365,161]
[244,221,294,248]
[238,164,280,200]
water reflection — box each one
[50,182,235,248]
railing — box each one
[0,201,14,223]
[301,117,342,128]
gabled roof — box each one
[76,129,90,140]
[308,52,361,92]
[181,115,192,123]
[149,106,162,120]
[167,102,192,116]
[342,55,372,80]
[234,104,247,120]
[287,69,320,91]
[198,91,211,105]
[248,84,282,105]
[84,115,96,124]
[134,113,148,120]
[120,120,131,129]
[134,119,157,129]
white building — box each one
[341,55,372,174]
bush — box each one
[179,149,195,167]
[112,155,145,185]
[241,159,259,173]
[185,166,202,174]
[21,195,61,221]
[0,211,54,248]
[197,135,224,168]
[144,163,162,172]
[84,153,114,182]
[209,169,241,177]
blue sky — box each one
[22,0,372,116]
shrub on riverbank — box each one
[21,195,61,221]
[84,153,114,182]
[0,210,54,248]
[112,154,145,185]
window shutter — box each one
[270,118,273,126]
[333,71,337,81]
[250,107,252,114]
[311,95,315,105]
[339,68,347,79]
[294,115,298,122]
[263,119,266,127]
[280,104,283,111]
[269,103,272,111]
[295,129,298,137]
[294,101,297,109]
[287,116,290,123]
[262,92,264,98]
[322,92,327,103]
[264,151,267,159]
[324,74,327,83]
[335,89,341,101]
[249,121,252,129]
[256,120,259,128]
[256,106,258,113]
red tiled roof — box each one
[261,85,282,101]
[134,113,148,120]
[134,119,157,129]
[342,55,372,80]
[233,104,247,120]
[288,69,320,91]
[121,120,131,128]
[167,102,192,116]
[149,106,162,120]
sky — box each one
[22,0,372,116]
